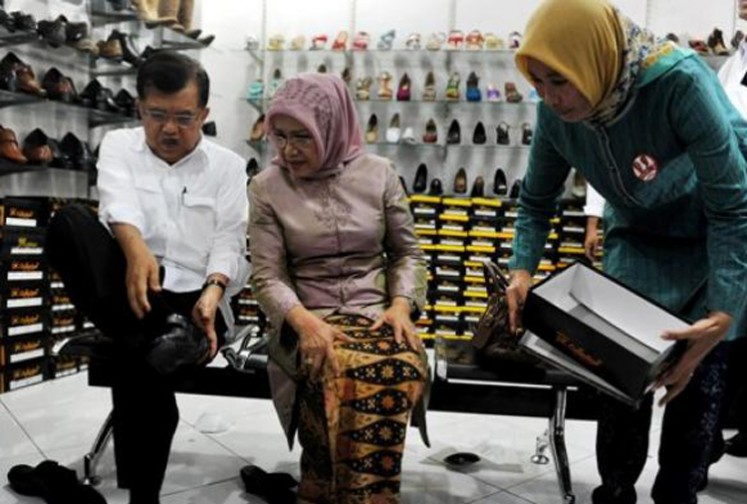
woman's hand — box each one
[192,285,223,359]
[654,311,731,405]
[371,297,422,351]
[506,269,532,334]
[287,306,352,380]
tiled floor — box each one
[1,372,746,504]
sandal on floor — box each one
[8,460,106,504]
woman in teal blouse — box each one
[506,0,747,503]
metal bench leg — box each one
[83,410,114,486]
[548,387,575,504]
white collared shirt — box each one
[97,127,250,331]
[718,41,747,119]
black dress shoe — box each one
[202,121,217,136]
[145,314,209,375]
[447,119,461,144]
[240,465,297,504]
[453,167,467,194]
[10,11,36,32]
[428,178,443,196]
[22,128,53,165]
[509,178,522,199]
[42,67,77,103]
[60,132,94,172]
[413,163,428,193]
[47,138,72,170]
[108,29,142,66]
[64,19,88,43]
[473,121,486,145]
[725,432,747,457]
[471,175,484,197]
[58,332,115,359]
[8,460,106,504]
[521,122,533,145]
[114,88,136,116]
[78,79,102,108]
[496,122,510,145]
[493,168,508,195]
[198,34,215,47]
[37,16,67,47]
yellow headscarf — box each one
[515,0,625,110]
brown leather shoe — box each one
[0,127,29,164]
[454,167,468,194]
[15,65,46,97]
[249,114,265,142]
[97,38,123,61]
[22,128,53,165]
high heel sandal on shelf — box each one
[353,31,370,50]
[377,71,393,100]
[466,71,481,102]
[247,78,264,102]
[688,39,709,55]
[521,123,533,145]
[365,114,378,143]
[386,113,401,144]
[396,73,411,101]
[732,30,744,49]
[505,82,523,103]
[445,72,460,101]
[249,114,266,142]
[406,33,421,50]
[426,32,446,51]
[508,31,522,49]
[484,33,504,51]
[267,34,284,51]
[341,67,351,84]
[447,30,464,50]
[496,122,510,145]
[423,118,438,144]
[422,71,436,101]
[465,30,484,50]
[377,29,396,50]
[486,84,501,102]
[267,68,283,99]
[707,28,730,55]
[289,35,305,50]
[356,76,372,100]
[310,33,328,50]
[332,31,348,51]
[401,126,416,144]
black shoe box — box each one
[2,254,47,283]
[2,307,48,339]
[428,287,463,307]
[2,281,47,311]
[1,197,50,228]
[51,354,81,379]
[1,334,47,366]
[51,308,77,336]
[433,264,465,282]
[0,227,45,259]
[1,356,49,393]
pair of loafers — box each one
[240,465,297,504]
[7,460,105,504]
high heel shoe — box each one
[453,167,467,194]
[249,114,266,142]
[401,127,416,144]
[486,84,501,102]
[310,33,328,50]
[446,30,464,50]
[377,71,393,100]
[422,71,436,101]
[247,78,264,102]
[465,71,481,102]
[289,35,305,50]
[356,76,373,100]
[267,34,284,51]
[521,123,533,145]
[465,30,484,50]
[377,29,396,50]
[473,122,486,145]
[423,119,438,144]
[493,168,508,195]
[505,82,523,103]
[708,28,730,55]
[332,31,348,51]
[426,32,446,51]
[365,114,378,143]
[508,31,522,49]
[471,176,485,197]
[386,113,401,143]
[406,33,421,50]
[447,119,461,144]
[484,33,504,51]
[396,73,411,101]
[413,163,428,193]
[445,72,460,101]
[341,67,352,84]
[353,31,370,50]
[267,68,283,99]
[496,122,510,145]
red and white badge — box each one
[632,154,659,182]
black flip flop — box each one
[240,464,296,504]
[7,460,106,504]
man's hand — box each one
[287,306,353,380]
[112,223,161,319]
[584,216,601,262]
[192,285,222,359]
[654,311,731,405]
[506,269,532,334]
[371,296,422,351]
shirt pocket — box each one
[179,194,217,264]
[133,175,165,239]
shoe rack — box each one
[0,0,210,395]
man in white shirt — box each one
[46,51,249,504]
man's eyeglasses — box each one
[143,109,201,128]
[270,132,314,150]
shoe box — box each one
[51,354,80,379]
[0,197,49,229]
[1,357,48,393]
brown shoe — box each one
[22,128,53,165]
[97,38,123,61]
[73,38,100,56]
[0,127,28,164]
[454,167,468,194]
[249,114,265,142]
[15,65,46,97]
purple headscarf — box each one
[265,73,364,178]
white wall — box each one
[196,0,740,186]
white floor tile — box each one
[0,404,39,459]
[0,453,45,504]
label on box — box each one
[474,209,498,218]
[8,323,44,337]
[7,298,43,309]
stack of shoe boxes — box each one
[233,235,267,336]
[0,198,50,393]
[408,194,584,342]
